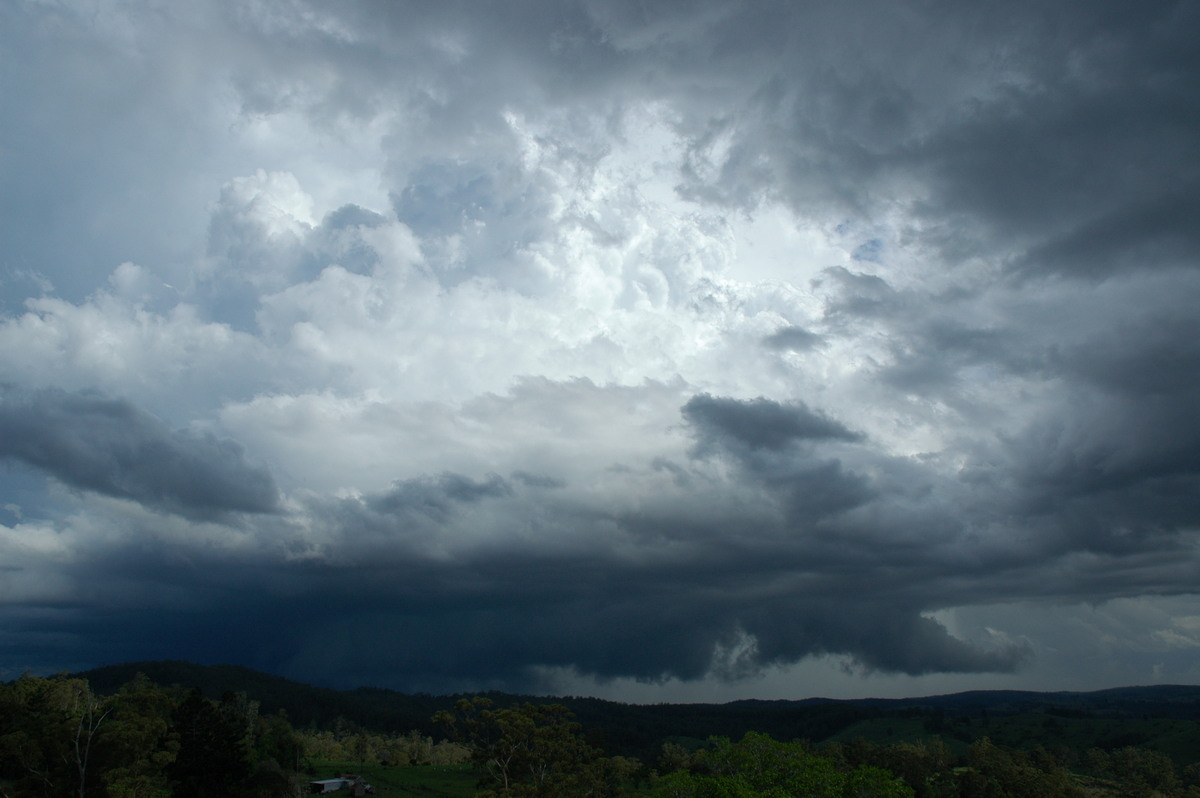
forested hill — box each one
[73,661,1200,762]
[77,660,452,735]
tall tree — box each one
[169,689,252,798]
[0,675,110,798]
[436,697,635,798]
[94,674,178,798]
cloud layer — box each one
[1,0,1198,697]
[0,388,278,518]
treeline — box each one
[9,669,1200,797]
[655,734,1200,798]
[436,698,911,797]
[0,672,477,797]
[0,672,306,797]
[437,697,1200,798]
[73,662,1200,767]
[78,662,452,736]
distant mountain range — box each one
[73,661,1200,763]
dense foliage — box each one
[0,674,302,797]
[435,698,641,797]
[650,732,912,798]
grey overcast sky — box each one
[2,0,1199,701]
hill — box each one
[73,661,1200,764]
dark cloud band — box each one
[0,388,278,518]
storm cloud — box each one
[1,0,1199,699]
[683,394,861,452]
[0,388,278,518]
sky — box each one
[1,0,1199,703]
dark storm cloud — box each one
[0,387,278,518]
[52,420,964,691]
[683,393,861,453]
[652,1,1200,279]
[1016,191,1200,280]
[16,509,1029,694]
[1006,398,1200,548]
[166,393,1024,690]
[0,387,1107,693]
[738,601,1030,677]
[1058,306,1200,400]
[681,393,872,522]
[911,7,1200,277]
[367,472,514,518]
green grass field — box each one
[306,761,477,797]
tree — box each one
[1102,746,1180,798]
[2,673,310,798]
[658,742,694,775]
[169,689,252,798]
[435,698,635,798]
[825,738,954,798]
[956,737,1083,798]
[0,675,112,798]
[69,682,111,798]
[93,674,177,798]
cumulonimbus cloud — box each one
[1,0,1199,698]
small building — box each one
[309,775,374,795]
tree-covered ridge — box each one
[8,664,1200,796]
[72,662,1200,766]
